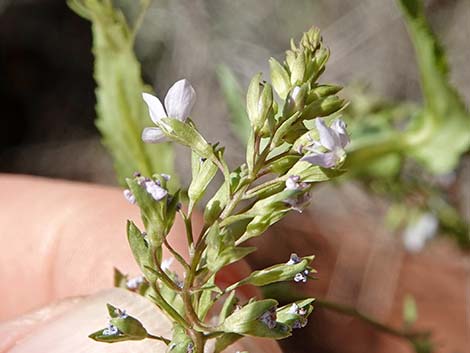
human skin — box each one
[0,174,281,353]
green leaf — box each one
[68,0,177,187]
[127,178,166,245]
[399,0,470,173]
[188,153,218,213]
[204,180,230,224]
[218,291,239,324]
[126,220,156,282]
[209,246,256,273]
[236,210,288,244]
[196,275,217,321]
[113,267,127,288]
[214,333,243,353]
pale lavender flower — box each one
[285,175,308,191]
[126,275,145,290]
[288,303,300,314]
[102,323,119,336]
[294,272,308,283]
[114,307,128,319]
[123,189,136,204]
[301,118,349,168]
[142,79,196,143]
[144,180,168,201]
[286,253,301,265]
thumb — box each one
[0,288,282,353]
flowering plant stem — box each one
[87,26,351,353]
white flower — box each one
[142,79,196,143]
[301,118,349,168]
[403,212,438,253]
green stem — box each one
[163,238,190,271]
[146,333,171,345]
[315,299,429,341]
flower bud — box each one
[282,84,308,118]
[246,74,274,132]
[306,84,342,105]
[302,95,346,120]
[269,57,291,99]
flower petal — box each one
[331,119,350,148]
[301,151,337,168]
[142,127,167,143]
[142,93,167,124]
[164,79,196,121]
[315,118,340,151]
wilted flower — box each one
[144,179,168,201]
[142,79,196,143]
[285,191,312,213]
[259,307,277,329]
[301,118,349,168]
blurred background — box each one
[1,0,469,352]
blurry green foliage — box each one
[216,65,251,144]
[68,0,177,187]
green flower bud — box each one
[269,57,291,99]
[246,74,274,132]
[302,96,346,120]
[306,84,343,105]
[282,84,308,119]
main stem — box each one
[180,132,274,352]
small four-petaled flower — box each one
[142,79,196,143]
[301,118,349,168]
